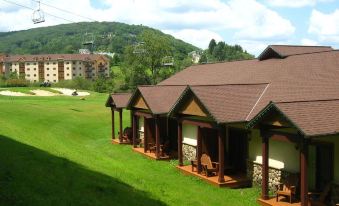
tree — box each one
[208,39,217,54]
[122,30,172,86]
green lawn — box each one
[0,91,260,206]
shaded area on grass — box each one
[0,135,166,206]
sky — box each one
[0,0,339,56]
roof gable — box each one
[127,85,186,115]
[258,45,333,60]
[248,100,339,137]
[179,96,208,117]
[105,93,132,108]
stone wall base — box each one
[247,161,296,194]
[183,144,196,161]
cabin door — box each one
[316,143,334,190]
[228,129,248,173]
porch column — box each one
[197,126,202,174]
[218,125,226,183]
[111,107,115,140]
[119,109,123,142]
[144,118,148,153]
[178,121,183,166]
[132,114,137,148]
[300,139,309,206]
[261,131,269,200]
[155,116,160,159]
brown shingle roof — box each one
[258,45,333,60]
[189,84,268,123]
[3,54,108,62]
[137,85,187,114]
[160,49,339,122]
[269,45,333,57]
[106,93,132,108]
[272,100,339,137]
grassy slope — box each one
[0,92,259,206]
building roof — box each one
[2,54,109,62]
[159,45,339,135]
[248,100,339,137]
[187,84,268,123]
[105,93,132,108]
[258,45,333,60]
[129,85,187,115]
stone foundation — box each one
[183,144,196,161]
[247,161,295,193]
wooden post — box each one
[261,131,269,200]
[155,116,160,159]
[111,107,115,140]
[132,114,137,148]
[119,109,123,142]
[178,121,183,166]
[144,118,148,153]
[197,126,202,174]
[218,125,226,183]
[300,139,309,206]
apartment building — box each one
[0,54,110,82]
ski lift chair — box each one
[32,9,45,24]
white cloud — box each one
[266,0,334,8]
[0,0,295,54]
[163,29,223,49]
[301,38,319,45]
[267,0,316,7]
[309,9,339,43]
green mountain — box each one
[0,22,199,60]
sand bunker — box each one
[51,88,90,96]
[0,88,90,97]
[0,90,30,96]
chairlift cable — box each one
[1,0,77,23]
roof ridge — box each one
[275,98,339,104]
[270,44,332,48]
[189,58,256,67]
[163,83,269,87]
[284,49,335,57]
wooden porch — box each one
[112,138,131,145]
[258,197,301,206]
[177,165,251,188]
[132,147,170,160]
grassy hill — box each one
[0,92,259,206]
[0,22,199,60]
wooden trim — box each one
[218,125,226,183]
[134,111,153,119]
[119,109,123,142]
[181,119,215,128]
[300,140,308,206]
[262,129,299,143]
[144,118,148,153]
[132,115,137,148]
[111,108,115,139]
[155,116,160,159]
[197,126,202,174]
[178,122,183,166]
[261,134,269,200]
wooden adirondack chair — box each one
[200,154,219,177]
[276,174,298,203]
[308,182,332,206]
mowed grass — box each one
[0,91,260,206]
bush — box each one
[53,77,93,90]
[5,78,30,87]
